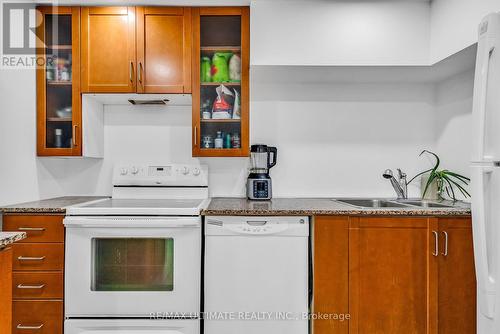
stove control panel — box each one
[113,163,208,187]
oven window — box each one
[91,238,174,291]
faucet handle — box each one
[397,168,406,179]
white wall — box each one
[430,0,500,63]
[0,70,438,205]
[251,0,430,66]
[0,0,481,206]
[434,69,475,180]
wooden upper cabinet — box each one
[136,7,192,93]
[36,7,82,156]
[81,7,136,93]
[192,7,250,157]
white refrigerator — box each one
[471,12,500,334]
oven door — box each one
[65,319,199,334]
[64,216,200,317]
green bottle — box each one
[201,57,211,82]
[211,52,232,82]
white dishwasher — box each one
[204,216,309,334]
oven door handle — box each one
[71,224,200,228]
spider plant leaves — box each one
[442,177,456,200]
[407,168,433,185]
[446,177,471,198]
[420,150,440,172]
[415,150,470,201]
[445,171,470,183]
[422,171,437,198]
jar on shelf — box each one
[202,135,214,149]
[231,133,241,148]
[214,131,223,149]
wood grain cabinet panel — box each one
[36,7,82,157]
[12,243,64,271]
[313,215,476,334]
[12,300,63,334]
[348,217,435,334]
[437,218,476,334]
[13,272,63,300]
[3,215,64,243]
[313,216,349,334]
[191,7,250,157]
[5,213,65,334]
[136,7,192,93]
[0,247,13,334]
[81,7,136,92]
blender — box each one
[247,144,277,200]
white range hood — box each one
[83,93,192,106]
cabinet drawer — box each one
[12,244,64,271]
[3,215,64,243]
[13,272,63,299]
[13,300,63,334]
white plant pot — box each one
[420,174,442,200]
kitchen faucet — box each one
[382,169,408,199]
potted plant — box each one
[408,150,470,201]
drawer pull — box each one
[17,256,46,261]
[432,231,439,257]
[18,227,46,231]
[17,323,44,330]
[17,283,46,289]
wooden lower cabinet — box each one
[12,300,63,334]
[313,216,349,333]
[313,215,476,334]
[0,247,13,334]
[349,217,433,334]
[13,272,64,300]
[3,214,65,334]
[437,218,476,334]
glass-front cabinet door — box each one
[36,7,81,156]
[192,7,249,157]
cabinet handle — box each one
[432,231,439,257]
[441,231,448,256]
[18,227,45,231]
[72,125,78,147]
[194,126,198,146]
[138,62,143,83]
[17,324,44,330]
[129,61,134,82]
[17,283,45,289]
[17,256,46,261]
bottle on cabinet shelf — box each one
[54,128,63,148]
[214,131,224,149]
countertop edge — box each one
[201,209,472,216]
[0,231,26,248]
[0,196,109,214]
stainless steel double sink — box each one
[333,198,454,209]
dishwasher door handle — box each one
[246,221,268,226]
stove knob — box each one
[120,168,128,175]
[182,166,190,175]
[131,166,139,175]
[192,168,201,176]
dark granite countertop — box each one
[1,196,108,214]
[0,231,26,248]
[202,197,471,216]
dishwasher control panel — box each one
[205,217,309,236]
[232,221,290,235]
